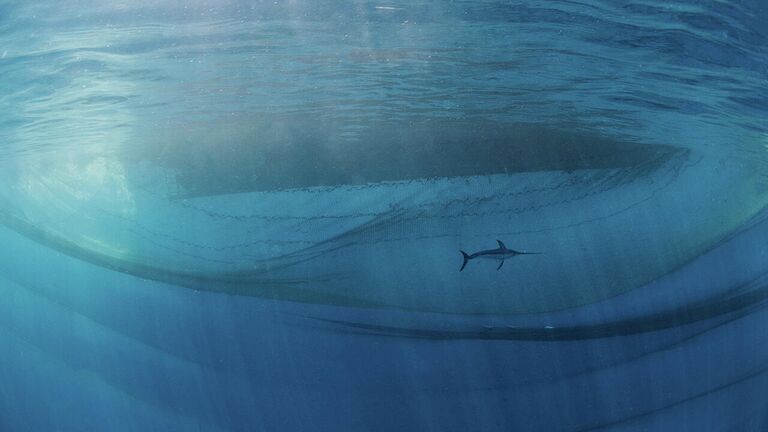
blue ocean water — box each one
[1,1,767,431]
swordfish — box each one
[460,240,541,271]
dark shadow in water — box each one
[137,120,682,197]
[303,277,768,341]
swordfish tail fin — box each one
[460,250,471,272]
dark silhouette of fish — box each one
[460,240,541,271]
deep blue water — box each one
[1,1,768,431]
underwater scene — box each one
[1,0,767,430]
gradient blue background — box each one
[1,1,768,431]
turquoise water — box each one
[1,1,767,431]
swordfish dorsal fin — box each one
[496,240,506,249]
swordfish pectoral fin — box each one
[497,259,504,270]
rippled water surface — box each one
[2,1,766,155]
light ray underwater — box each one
[1,1,768,431]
